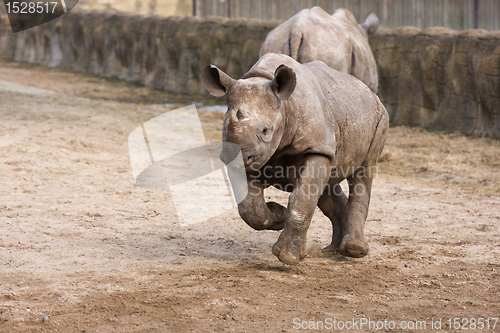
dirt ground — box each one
[0,60,499,332]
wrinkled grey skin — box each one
[202,53,389,265]
[260,7,379,93]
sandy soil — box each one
[0,60,499,332]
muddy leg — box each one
[317,183,348,255]
[237,178,286,231]
[339,172,372,258]
[339,109,388,258]
[272,155,330,265]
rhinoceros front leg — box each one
[237,177,287,231]
[272,154,331,265]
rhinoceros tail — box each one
[289,21,304,61]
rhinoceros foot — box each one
[321,243,340,255]
[272,241,301,265]
[339,240,370,258]
[272,229,307,265]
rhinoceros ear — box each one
[270,65,296,100]
[202,65,236,97]
[360,12,379,36]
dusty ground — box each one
[0,60,499,332]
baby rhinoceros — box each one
[202,53,389,265]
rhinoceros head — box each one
[203,64,296,171]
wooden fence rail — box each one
[193,0,500,31]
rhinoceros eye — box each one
[262,128,268,135]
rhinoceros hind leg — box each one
[339,239,370,258]
[317,183,348,255]
[338,173,372,258]
[340,110,388,258]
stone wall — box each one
[0,9,276,95]
[369,26,500,139]
[1,9,499,138]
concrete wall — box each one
[1,9,499,138]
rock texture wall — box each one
[369,26,500,139]
[1,10,499,138]
[0,10,276,95]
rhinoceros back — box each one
[304,60,385,167]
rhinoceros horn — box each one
[202,65,236,97]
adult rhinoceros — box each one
[260,7,380,93]
[203,53,388,265]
